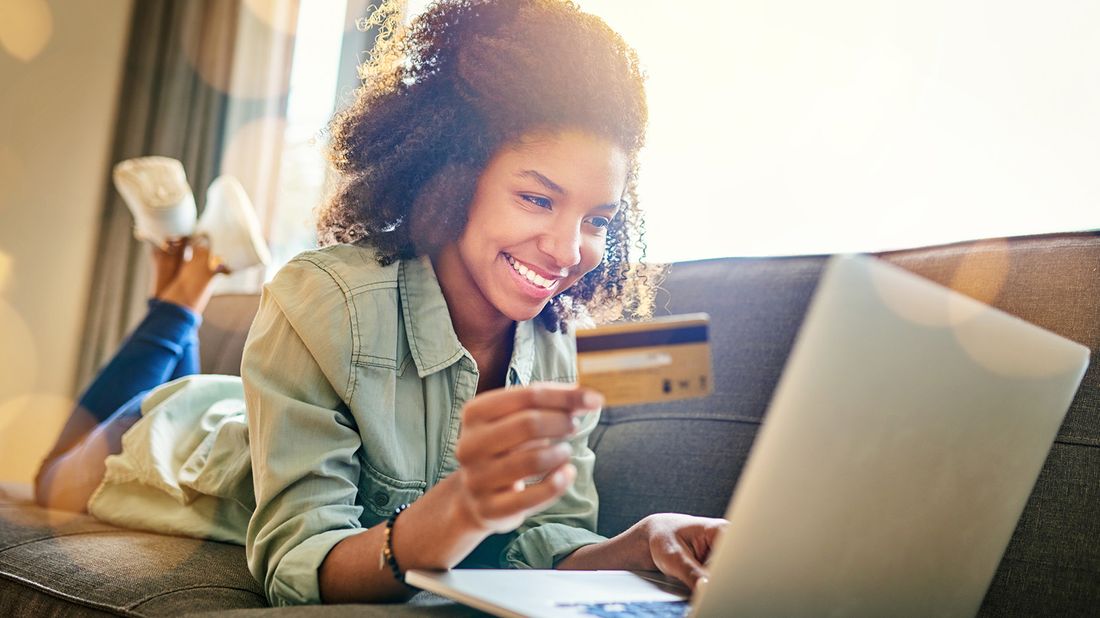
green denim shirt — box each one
[88,244,605,607]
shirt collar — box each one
[508,319,536,387]
[399,256,465,378]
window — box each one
[278,0,1099,267]
[268,1,347,270]
[262,0,349,277]
[575,0,1100,261]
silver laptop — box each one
[408,254,1090,618]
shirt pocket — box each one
[358,459,427,519]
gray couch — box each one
[2,231,1097,616]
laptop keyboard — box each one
[558,600,690,617]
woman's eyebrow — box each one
[518,169,620,210]
[517,170,566,196]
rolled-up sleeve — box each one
[241,258,365,606]
[501,407,608,568]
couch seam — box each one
[595,420,1100,448]
[1,546,265,615]
[599,415,761,427]
[129,583,266,612]
[0,528,131,555]
[0,569,135,617]
[1055,436,1100,449]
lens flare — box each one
[183,1,295,98]
[219,115,288,225]
[0,299,39,405]
[947,239,1010,307]
[0,0,53,62]
[870,259,982,329]
[243,0,300,36]
[0,252,12,294]
[0,393,72,485]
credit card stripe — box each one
[576,325,708,353]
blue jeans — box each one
[35,299,202,511]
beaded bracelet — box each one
[379,503,410,584]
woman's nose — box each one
[537,222,582,270]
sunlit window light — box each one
[397,0,1099,263]
[266,0,349,276]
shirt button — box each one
[371,491,389,508]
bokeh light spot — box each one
[948,239,1011,307]
[0,251,12,293]
[870,258,983,328]
[243,0,300,36]
[0,299,39,407]
[219,115,287,218]
[0,393,71,485]
[952,310,1086,379]
[0,0,53,62]
[183,1,294,98]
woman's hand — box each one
[557,512,728,592]
[637,513,728,591]
[452,383,602,534]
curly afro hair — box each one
[318,0,658,332]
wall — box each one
[0,0,135,483]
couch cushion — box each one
[198,294,261,376]
[0,482,267,616]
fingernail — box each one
[581,390,603,409]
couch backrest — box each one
[590,231,1099,615]
[197,294,259,376]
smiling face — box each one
[433,130,629,335]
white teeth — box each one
[526,270,549,287]
[506,254,553,289]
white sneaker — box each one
[195,175,271,272]
[112,156,197,247]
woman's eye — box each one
[587,216,611,229]
[521,194,552,209]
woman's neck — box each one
[429,249,516,372]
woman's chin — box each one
[496,298,551,323]
[508,306,545,323]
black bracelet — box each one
[380,503,409,584]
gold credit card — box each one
[576,313,713,407]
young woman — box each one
[37,0,726,606]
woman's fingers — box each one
[463,383,602,425]
[462,441,574,494]
[638,514,728,592]
[456,410,576,463]
[466,463,577,531]
[452,384,599,533]
[656,542,709,591]
[694,519,727,563]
